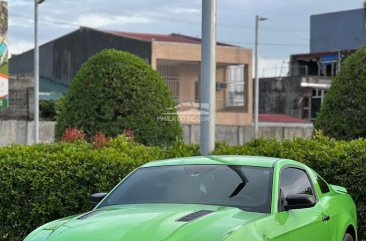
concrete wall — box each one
[151,42,252,69]
[311,8,366,52]
[0,75,34,120]
[0,120,312,147]
[183,124,313,146]
[0,120,55,146]
[258,76,303,118]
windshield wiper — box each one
[228,165,249,198]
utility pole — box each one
[200,0,216,155]
[34,0,45,144]
[364,1,366,31]
[254,15,267,138]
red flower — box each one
[93,132,110,149]
[61,127,86,142]
[122,129,135,138]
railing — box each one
[262,63,339,79]
[262,64,309,78]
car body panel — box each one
[25,204,266,241]
[24,156,358,241]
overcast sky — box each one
[8,0,365,76]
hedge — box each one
[55,49,182,146]
[39,100,56,121]
[1,135,366,240]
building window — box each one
[319,55,339,78]
[157,60,247,112]
[302,88,327,121]
[157,60,201,105]
[195,81,200,102]
[225,65,246,107]
[157,61,181,103]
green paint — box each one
[0,96,7,108]
[0,62,8,75]
[24,156,358,241]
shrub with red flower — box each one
[122,129,135,139]
[93,132,110,149]
[61,127,86,142]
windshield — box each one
[99,165,273,213]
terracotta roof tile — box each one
[259,114,311,124]
[108,31,233,46]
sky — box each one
[8,0,366,76]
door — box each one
[279,167,332,241]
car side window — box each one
[279,168,315,206]
[316,175,330,194]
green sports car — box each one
[24,156,357,241]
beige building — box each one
[112,32,253,126]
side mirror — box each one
[91,193,108,206]
[283,194,315,211]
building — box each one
[9,27,253,125]
[259,49,355,121]
[311,8,366,52]
[259,8,365,121]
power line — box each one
[227,41,309,47]
[11,13,79,28]
[11,0,310,33]
[16,12,309,34]
[10,13,309,48]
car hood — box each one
[27,204,267,241]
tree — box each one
[55,49,182,146]
[315,46,366,140]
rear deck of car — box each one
[142,156,280,168]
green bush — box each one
[1,136,366,240]
[40,100,56,121]
[0,137,167,240]
[55,49,182,146]
[315,46,366,140]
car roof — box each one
[142,155,285,168]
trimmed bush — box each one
[315,46,366,140]
[1,136,366,240]
[55,49,182,146]
[40,100,56,121]
[0,137,167,240]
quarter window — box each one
[316,175,330,194]
[280,168,315,198]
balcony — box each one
[157,60,251,125]
[157,60,248,112]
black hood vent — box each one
[177,210,214,222]
[77,209,104,220]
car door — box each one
[279,167,332,241]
